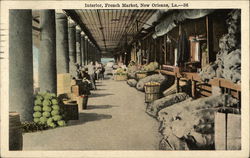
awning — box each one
[152,9,215,39]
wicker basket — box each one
[144,84,160,103]
[114,74,128,81]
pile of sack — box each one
[199,10,241,84]
[157,94,239,150]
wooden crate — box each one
[57,73,71,96]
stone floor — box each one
[23,77,161,150]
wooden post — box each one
[164,35,167,64]
[191,80,197,98]
[176,77,180,93]
[206,15,215,63]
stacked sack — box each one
[157,94,239,150]
[141,62,159,72]
[199,10,241,83]
[33,92,66,128]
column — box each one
[68,19,76,75]
[56,12,69,73]
[75,26,81,66]
[39,10,57,93]
[86,39,90,63]
[9,10,33,121]
[80,32,85,66]
[84,36,88,65]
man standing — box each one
[87,61,96,90]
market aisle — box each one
[23,77,161,150]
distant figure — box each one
[87,61,96,90]
[95,61,102,80]
[99,63,105,80]
[76,64,83,79]
[81,68,91,80]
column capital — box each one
[76,25,81,32]
[68,18,76,28]
[56,12,67,19]
[81,31,85,37]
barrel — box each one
[9,112,23,150]
[64,101,79,120]
[144,83,160,103]
[77,95,89,110]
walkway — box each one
[23,77,161,150]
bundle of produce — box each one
[136,74,166,91]
[33,92,66,128]
[199,10,241,83]
[157,94,239,150]
[141,62,159,72]
[136,73,173,93]
[146,92,190,118]
[144,81,160,86]
[127,79,138,87]
[114,68,128,75]
[21,121,48,133]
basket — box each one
[114,74,128,81]
[144,83,160,103]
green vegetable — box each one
[42,111,51,117]
[35,95,43,101]
[50,93,56,98]
[34,99,42,106]
[43,99,51,106]
[52,105,60,110]
[51,110,59,116]
[39,117,48,124]
[44,93,52,100]
[48,122,56,128]
[52,115,62,121]
[33,112,42,118]
[43,106,52,112]
[47,118,53,124]
[57,120,66,127]
[51,99,58,105]
[33,105,42,112]
[33,118,40,123]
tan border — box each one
[0,1,249,158]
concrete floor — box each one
[23,77,161,150]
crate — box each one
[57,73,71,96]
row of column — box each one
[9,10,100,121]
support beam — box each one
[84,36,88,65]
[68,19,77,75]
[56,13,69,73]
[75,26,81,66]
[9,10,33,121]
[80,32,85,66]
[39,10,57,93]
[191,80,197,98]
[176,77,180,93]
